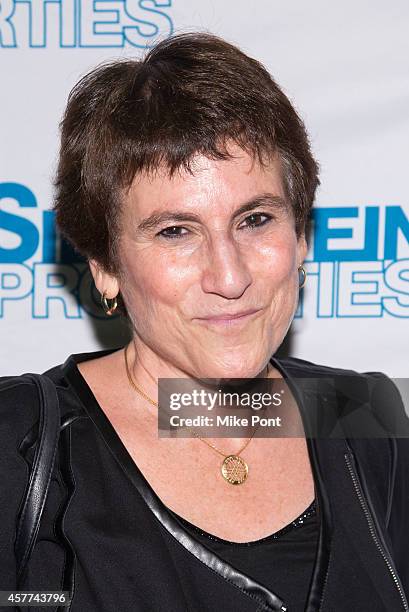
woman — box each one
[1,33,408,612]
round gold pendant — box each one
[221,455,249,485]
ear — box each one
[89,259,120,299]
[296,233,308,266]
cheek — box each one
[119,250,194,309]
[257,239,298,284]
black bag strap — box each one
[14,373,61,587]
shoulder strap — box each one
[14,373,61,587]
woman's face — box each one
[92,143,307,378]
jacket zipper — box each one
[344,451,408,611]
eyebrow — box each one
[135,193,289,233]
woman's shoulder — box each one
[278,355,404,409]
[0,346,120,400]
[277,353,388,379]
[0,373,42,430]
[278,354,409,438]
[0,355,86,432]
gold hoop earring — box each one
[101,291,118,316]
[298,265,307,289]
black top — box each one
[168,498,319,610]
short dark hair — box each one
[53,31,319,275]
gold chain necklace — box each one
[123,344,270,485]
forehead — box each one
[124,146,287,218]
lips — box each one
[197,308,261,322]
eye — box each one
[157,226,190,240]
[239,213,273,230]
[157,213,273,240]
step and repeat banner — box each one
[1,1,408,375]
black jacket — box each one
[1,347,409,611]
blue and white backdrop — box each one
[1,1,408,375]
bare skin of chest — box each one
[118,432,315,542]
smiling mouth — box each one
[195,309,262,327]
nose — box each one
[200,233,252,299]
